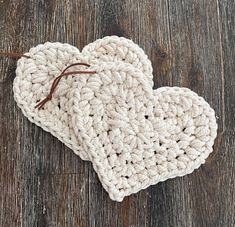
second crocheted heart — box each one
[69,63,217,201]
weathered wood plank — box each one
[216,0,235,226]
[144,0,228,226]
[0,1,27,226]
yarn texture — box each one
[14,36,152,160]
[69,64,217,201]
[13,36,217,201]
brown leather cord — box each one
[0,52,95,110]
[0,52,30,59]
[35,63,96,110]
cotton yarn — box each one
[14,36,152,161]
[13,36,217,201]
[69,64,217,201]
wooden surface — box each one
[0,0,234,226]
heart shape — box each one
[13,36,152,160]
[13,37,217,201]
[69,63,217,201]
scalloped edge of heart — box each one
[70,65,217,202]
[13,36,153,161]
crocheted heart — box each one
[13,36,152,160]
[70,63,217,201]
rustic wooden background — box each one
[0,0,234,226]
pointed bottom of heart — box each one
[94,155,208,202]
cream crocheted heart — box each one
[69,63,217,201]
[13,36,152,160]
[13,37,217,201]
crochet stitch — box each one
[69,64,217,201]
[12,36,217,201]
[13,36,152,160]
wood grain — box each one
[0,0,234,226]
